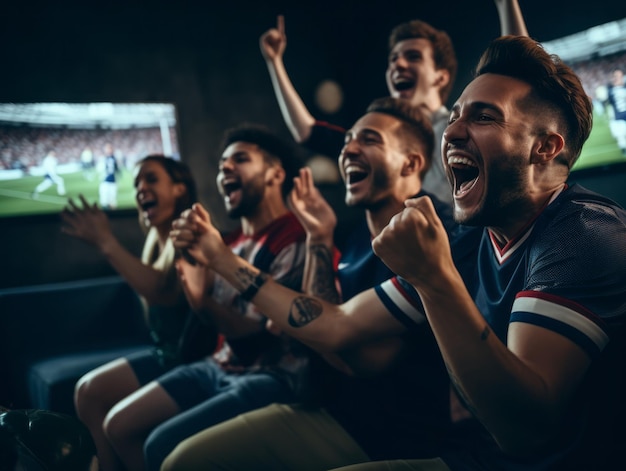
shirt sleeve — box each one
[374,277,426,329]
[512,202,626,359]
[303,121,346,158]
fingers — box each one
[277,14,284,34]
[67,198,80,211]
[78,194,90,209]
[403,195,439,226]
[192,202,210,223]
[291,170,306,200]
[301,166,313,191]
[291,167,314,200]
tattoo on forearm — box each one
[288,296,323,327]
[309,244,340,303]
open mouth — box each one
[394,79,414,91]
[448,157,479,196]
[222,181,242,198]
[140,200,157,212]
[344,164,369,186]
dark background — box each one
[1,0,626,288]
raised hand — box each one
[171,203,226,267]
[372,196,454,288]
[288,167,337,244]
[60,194,114,249]
[260,14,286,63]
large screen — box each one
[541,18,626,173]
[0,102,180,218]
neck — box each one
[489,183,566,244]
[414,95,443,115]
[154,223,171,251]
[240,197,289,236]
[365,181,423,236]
[365,194,415,238]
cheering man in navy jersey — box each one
[170,36,626,471]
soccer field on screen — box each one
[0,170,137,218]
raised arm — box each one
[61,195,179,306]
[260,15,316,143]
[372,196,592,456]
[171,203,407,353]
[495,0,529,36]
[289,167,340,303]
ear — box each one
[531,132,565,165]
[434,68,450,91]
[401,152,425,177]
[173,182,186,198]
[266,164,286,188]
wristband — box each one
[239,272,269,302]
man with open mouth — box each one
[259,1,528,206]
[172,36,625,471]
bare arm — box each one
[260,15,316,143]
[61,195,179,305]
[495,0,529,36]
[170,203,407,353]
[372,197,591,456]
[289,167,340,302]
[288,168,409,375]
[176,258,264,338]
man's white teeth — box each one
[448,156,477,167]
[345,164,366,174]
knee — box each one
[102,406,130,446]
[74,373,103,420]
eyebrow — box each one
[347,128,383,139]
[451,101,503,115]
[220,151,247,161]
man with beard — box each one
[97,124,310,471]
[259,0,528,205]
[169,37,626,470]
[165,98,457,470]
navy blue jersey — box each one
[322,191,456,460]
[375,184,626,470]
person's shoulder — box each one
[535,184,626,257]
[431,106,450,133]
[552,184,626,223]
[255,212,306,252]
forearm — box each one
[496,0,529,36]
[266,58,315,143]
[198,296,265,339]
[302,241,340,303]
[415,271,564,454]
[100,238,178,306]
[210,248,401,352]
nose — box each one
[339,139,359,165]
[442,117,468,145]
[220,157,234,172]
[392,54,408,69]
[135,178,147,192]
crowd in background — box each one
[0,126,178,172]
